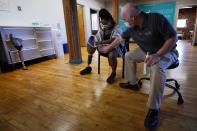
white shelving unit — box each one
[0,26,56,64]
[35,27,55,57]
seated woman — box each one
[80,8,125,84]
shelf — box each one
[36,31,51,34]
[40,48,54,52]
[22,38,36,41]
[6,38,36,42]
[40,48,55,57]
[3,27,34,30]
[23,47,39,51]
[37,40,52,43]
[9,47,39,52]
[2,26,51,28]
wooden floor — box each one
[0,40,197,131]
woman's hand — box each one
[105,29,112,35]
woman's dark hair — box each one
[98,8,116,29]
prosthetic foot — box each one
[80,55,93,75]
[18,51,27,70]
[80,66,92,75]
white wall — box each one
[105,0,132,16]
[105,0,113,14]
[0,0,109,45]
[0,0,67,43]
[77,0,106,43]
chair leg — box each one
[98,54,100,74]
[166,83,184,104]
[122,57,125,78]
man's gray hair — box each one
[122,3,141,16]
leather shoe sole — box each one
[119,83,139,91]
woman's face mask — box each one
[100,23,109,30]
[100,19,113,30]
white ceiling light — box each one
[181,6,192,9]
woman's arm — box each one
[96,38,115,45]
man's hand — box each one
[98,45,112,53]
[145,54,160,67]
[99,37,124,53]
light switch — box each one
[17,6,22,11]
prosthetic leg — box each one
[80,42,97,75]
[80,54,92,75]
[9,34,27,70]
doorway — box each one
[177,6,197,45]
[77,4,86,47]
[90,9,98,35]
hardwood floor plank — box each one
[0,40,197,131]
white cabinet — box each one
[0,26,56,64]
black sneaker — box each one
[144,109,160,129]
[80,67,92,75]
[119,82,139,91]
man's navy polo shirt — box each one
[121,12,177,54]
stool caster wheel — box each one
[178,97,184,104]
[138,81,142,86]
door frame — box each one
[77,4,86,47]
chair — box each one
[190,31,194,45]
[177,30,184,40]
[138,60,184,104]
[98,41,129,78]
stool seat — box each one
[167,60,179,69]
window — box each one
[177,19,187,28]
[91,14,98,30]
[90,9,98,35]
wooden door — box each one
[77,4,86,47]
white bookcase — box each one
[0,26,56,64]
